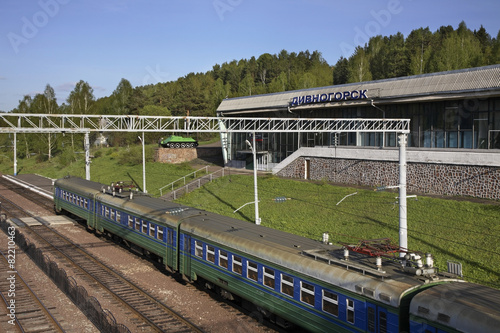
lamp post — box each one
[138,132,147,193]
[246,133,261,225]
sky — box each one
[0,0,499,112]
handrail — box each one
[168,168,226,200]
[159,166,209,196]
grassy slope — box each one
[2,145,499,288]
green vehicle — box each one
[159,135,198,148]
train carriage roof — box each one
[179,209,458,308]
[409,282,500,332]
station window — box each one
[300,282,315,306]
[263,267,275,289]
[157,226,164,241]
[232,255,242,275]
[207,245,215,263]
[135,218,141,231]
[142,221,148,234]
[128,216,133,228]
[247,261,258,281]
[281,274,294,297]
[149,224,155,237]
[322,290,338,316]
[219,250,228,269]
[347,299,355,324]
[195,240,203,258]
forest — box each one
[2,21,499,159]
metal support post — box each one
[246,133,260,225]
[13,133,17,176]
[138,132,147,193]
[84,132,90,180]
[398,133,408,256]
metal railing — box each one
[159,166,209,196]
[166,168,227,200]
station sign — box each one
[291,89,368,106]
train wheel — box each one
[174,143,180,148]
[181,143,186,148]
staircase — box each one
[159,167,254,201]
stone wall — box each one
[154,147,222,164]
[277,157,500,200]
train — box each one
[159,135,198,148]
[53,176,500,333]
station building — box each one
[216,64,500,200]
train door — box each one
[182,234,192,280]
[89,194,97,229]
[367,303,389,333]
[166,228,175,270]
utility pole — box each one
[246,133,260,225]
[138,132,147,193]
[398,133,408,256]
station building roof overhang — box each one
[216,65,500,115]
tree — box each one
[42,84,58,160]
[67,80,94,149]
[349,47,372,82]
[333,57,349,85]
[112,78,133,115]
[67,80,95,115]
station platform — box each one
[9,215,74,227]
[2,174,54,198]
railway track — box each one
[0,176,204,332]
[0,248,65,333]
[22,223,203,333]
[0,175,54,213]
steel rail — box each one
[0,249,65,333]
[24,224,204,333]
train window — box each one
[346,299,355,324]
[368,307,375,332]
[128,216,133,228]
[135,218,141,231]
[247,261,258,281]
[142,222,148,234]
[232,255,242,274]
[379,311,387,333]
[110,209,115,220]
[207,245,215,263]
[281,274,294,297]
[101,205,105,216]
[195,240,203,258]
[322,290,338,316]
[219,250,228,269]
[263,267,275,289]
[300,282,315,306]
[84,199,88,209]
[105,207,109,218]
[149,225,155,237]
[157,226,164,241]
[116,211,121,222]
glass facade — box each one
[225,97,500,169]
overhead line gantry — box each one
[0,113,411,253]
